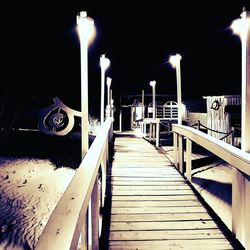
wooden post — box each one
[156,121,160,147]
[149,123,152,142]
[173,132,178,168]
[152,123,156,142]
[186,138,192,182]
[80,211,89,250]
[197,120,200,130]
[245,178,250,249]
[142,90,145,119]
[232,168,245,242]
[119,108,122,132]
[232,9,250,248]
[91,178,100,250]
[101,154,107,208]
[241,9,250,152]
[178,135,184,173]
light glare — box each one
[230,9,250,39]
[106,77,112,87]
[149,80,156,87]
[76,11,96,44]
[169,54,182,68]
[100,55,110,70]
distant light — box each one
[106,77,112,87]
[76,11,96,44]
[230,8,250,39]
[100,54,110,70]
[169,54,182,68]
[149,80,156,87]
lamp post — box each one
[149,80,156,119]
[169,54,182,125]
[100,54,110,124]
[106,77,112,118]
[230,8,250,248]
[231,8,250,152]
[76,11,95,159]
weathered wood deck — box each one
[106,131,237,250]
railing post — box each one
[186,138,192,182]
[91,177,100,250]
[101,149,107,208]
[152,123,156,142]
[149,123,152,142]
[231,127,235,146]
[156,121,160,147]
[80,211,89,250]
[232,168,245,243]
[197,120,200,131]
[245,179,250,249]
[178,135,184,173]
[173,132,178,168]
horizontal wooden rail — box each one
[172,124,250,249]
[35,118,112,250]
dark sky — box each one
[4,1,250,116]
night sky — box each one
[4,1,250,117]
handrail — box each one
[35,118,112,250]
[172,124,250,249]
[172,124,250,175]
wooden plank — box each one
[111,168,178,173]
[111,185,192,190]
[111,200,202,207]
[111,195,198,201]
[110,220,219,231]
[109,177,185,182]
[109,228,225,240]
[110,212,212,222]
[111,206,207,214]
[111,189,194,196]
[110,181,187,186]
[109,239,233,250]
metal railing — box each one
[35,118,113,250]
[172,124,250,249]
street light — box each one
[100,54,110,124]
[230,8,250,248]
[169,53,182,125]
[149,80,157,119]
[106,77,112,118]
[76,11,95,159]
[231,8,250,152]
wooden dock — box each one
[106,131,237,250]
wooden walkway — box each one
[106,131,236,250]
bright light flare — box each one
[100,54,110,70]
[230,8,250,39]
[169,54,182,68]
[149,80,156,87]
[106,77,112,87]
[76,11,96,45]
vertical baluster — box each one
[91,178,100,250]
[178,135,184,174]
[156,121,160,148]
[232,169,245,242]
[186,138,192,182]
[173,132,178,168]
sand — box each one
[0,157,75,250]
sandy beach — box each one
[0,157,75,250]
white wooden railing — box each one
[35,118,113,250]
[172,124,250,249]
